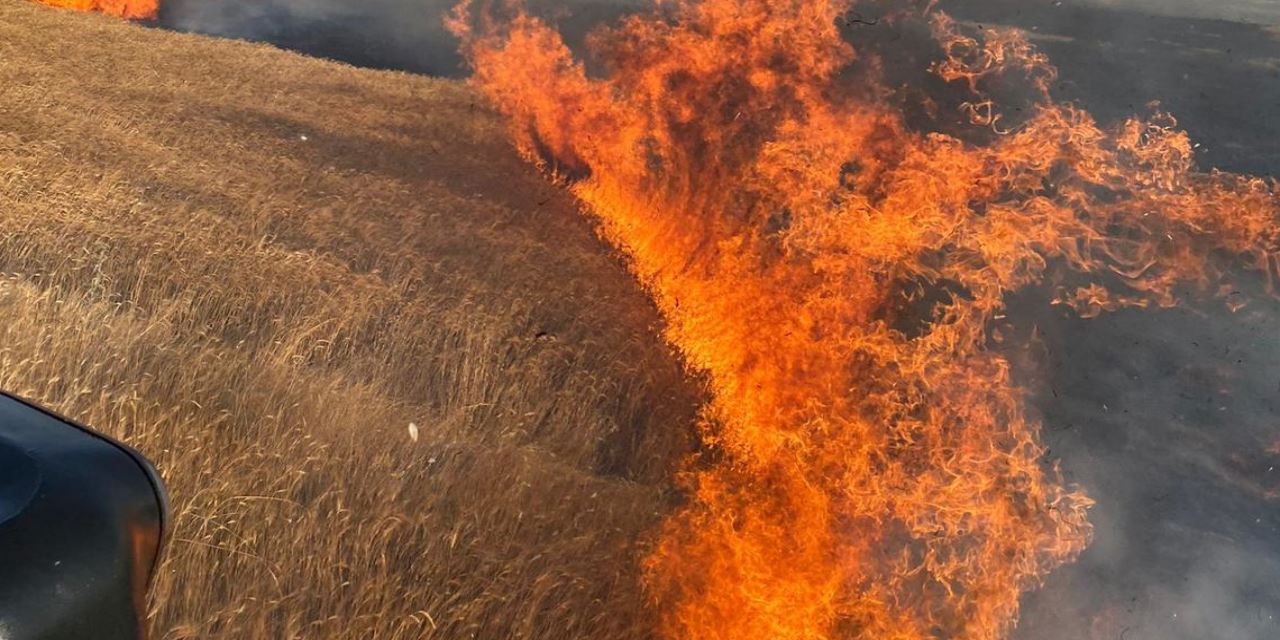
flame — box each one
[33,0,158,20]
[451,1,1278,638]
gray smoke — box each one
[153,0,1279,79]
[157,0,642,76]
[158,0,465,75]
[1003,289,1280,639]
[940,7,1280,635]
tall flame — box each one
[33,0,158,20]
[452,2,1278,638]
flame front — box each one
[33,0,158,20]
[451,1,1279,638]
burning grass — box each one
[33,0,156,19]
[451,0,1280,638]
[0,2,700,637]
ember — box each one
[450,1,1280,638]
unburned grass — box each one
[0,2,701,637]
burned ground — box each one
[942,4,1280,638]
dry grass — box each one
[0,2,700,637]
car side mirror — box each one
[0,392,169,640]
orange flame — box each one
[450,1,1279,638]
[33,0,158,20]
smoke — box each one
[940,34,1280,628]
[157,0,642,76]
[941,0,1280,176]
[943,6,1280,636]
[154,0,1280,177]
[942,21,1280,634]
[157,0,461,75]
[1006,292,1280,639]
[152,0,1280,80]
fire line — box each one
[450,1,1280,639]
[32,0,157,20]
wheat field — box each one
[0,2,702,637]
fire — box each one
[33,0,158,20]
[451,1,1279,638]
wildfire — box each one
[451,1,1278,638]
[33,0,158,20]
